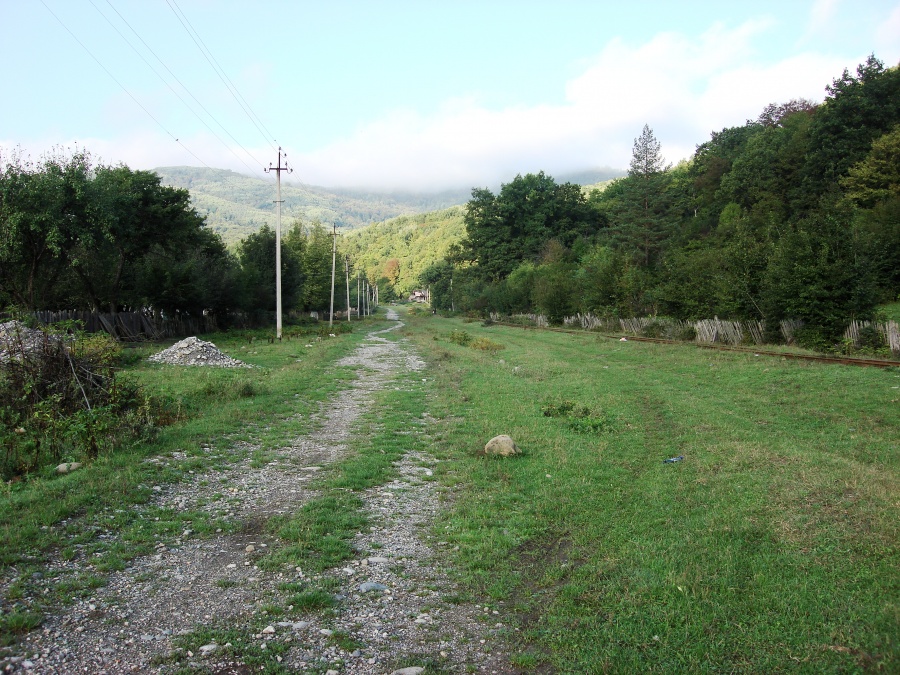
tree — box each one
[607,124,672,268]
[67,165,208,313]
[419,260,454,311]
[841,124,900,208]
[801,55,900,202]
[0,150,82,309]
[238,224,303,316]
[462,172,604,281]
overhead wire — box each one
[38,0,212,169]
[165,0,280,154]
[94,0,266,175]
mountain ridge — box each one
[154,165,623,245]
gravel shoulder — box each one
[4,313,517,674]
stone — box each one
[481,435,521,457]
[148,336,250,368]
[390,668,425,675]
[261,625,275,634]
[55,462,83,474]
[245,545,255,553]
[367,556,389,564]
[359,582,387,592]
[199,643,218,655]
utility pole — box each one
[329,223,337,329]
[265,148,291,340]
[345,258,351,322]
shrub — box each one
[677,325,697,341]
[641,321,667,339]
[542,399,611,434]
[448,330,473,346]
[470,337,504,352]
[0,324,149,479]
[793,325,835,353]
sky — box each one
[1,0,899,192]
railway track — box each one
[492,321,900,369]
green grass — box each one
[879,301,900,323]
[402,311,900,673]
[0,320,382,647]
[4,307,897,670]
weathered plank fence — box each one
[5,310,220,341]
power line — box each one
[38,0,211,169]
[86,0,263,176]
[165,0,279,154]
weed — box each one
[329,630,363,651]
[470,337,504,352]
[289,589,337,611]
[448,330,472,346]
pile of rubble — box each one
[0,320,60,363]
[148,336,250,368]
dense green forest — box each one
[340,207,467,298]
[420,56,900,347]
[3,56,897,346]
[0,151,354,320]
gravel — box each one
[0,321,61,363]
[3,312,518,674]
[148,336,250,368]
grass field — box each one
[2,309,898,672]
[400,310,899,673]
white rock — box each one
[390,668,425,675]
[261,625,275,634]
[55,462,83,474]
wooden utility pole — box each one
[265,148,291,339]
[345,258,351,322]
[357,272,361,318]
[328,223,337,329]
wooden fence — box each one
[9,310,220,341]
[844,319,900,353]
[557,313,900,355]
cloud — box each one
[286,20,854,190]
[3,17,873,192]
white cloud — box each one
[3,17,874,192]
[285,20,854,190]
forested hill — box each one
[341,206,467,296]
[154,166,623,246]
[154,167,470,245]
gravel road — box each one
[4,312,518,674]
